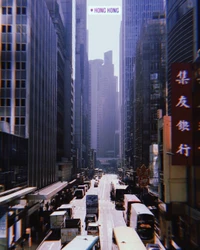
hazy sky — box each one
[87,0,122,78]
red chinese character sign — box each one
[171,63,193,165]
[136,164,150,188]
[193,60,200,165]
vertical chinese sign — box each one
[171,63,193,165]
[193,62,200,165]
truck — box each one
[86,194,99,218]
[110,180,128,209]
[123,194,141,226]
[56,204,74,219]
[50,211,66,229]
[61,218,81,244]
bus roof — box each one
[124,194,141,202]
[36,240,61,250]
[113,226,146,250]
[62,235,99,250]
[131,203,154,216]
[57,204,73,210]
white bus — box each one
[113,226,146,250]
[123,194,141,226]
[62,235,100,250]
[130,203,155,245]
[36,240,62,250]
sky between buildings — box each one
[87,0,122,81]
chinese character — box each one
[176,120,190,131]
[176,96,190,108]
[176,70,190,84]
[176,144,191,157]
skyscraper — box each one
[120,0,165,168]
[74,0,89,169]
[0,0,57,188]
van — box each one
[87,222,99,236]
[78,185,87,195]
[85,214,98,230]
[74,189,84,199]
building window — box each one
[1,62,11,70]
[16,80,20,88]
[16,44,20,51]
[7,25,12,33]
[21,80,26,88]
[15,117,20,125]
[7,80,11,88]
[15,99,20,106]
[21,117,25,125]
[2,7,12,15]
[0,99,10,106]
[21,99,25,106]
[1,80,6,88]
[6,117,10,123]
[16,7,26,15]
[2,43,12,51]
[0,117,5,121]
[16,43,26,51]
[2,25,12,33]
[16,62,26,70]
[2,25,6,33]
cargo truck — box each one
[61,218,81,244]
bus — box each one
[123,194,141,226]
[130,203,155,245]
[62,235,100,250]
[36,240,62,250]
[113,226,146,250]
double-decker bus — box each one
[130,203,155,245]
[113,226,146,250]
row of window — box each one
[2,25,26,33]
[1,62,26,70]
[2,43,26,51]
[2,6,26,15]
[1,80,26,88]
[0,98,26,107]
[0,116,25,125]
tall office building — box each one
[45,0,67,162]
[162,1,200,249]
[89,59,103,151]
[0,0,57,188]
[74,0,89,169]
[120,0,165,168]
[60,0,75,162]
[135,13,166,169]
[97,51,118,158]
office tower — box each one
[160,1,200,249]
[135,13,166,169]
[60,0,75,162]
[74,0,89,169]
[97,51,118,158]
[0,0,57,188]
[89,59,103,151]
[120,0,165,168]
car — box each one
[84,214,98,230]
[73,189,84,199]
[87,222,100,236]
[146,243,160,250]
[94,181,99,187]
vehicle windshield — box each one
[137,214,154,240]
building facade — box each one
[120,0,165,169]
[0,0,57,189]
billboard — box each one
[193,62,200,165]
[171,63,193,165]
